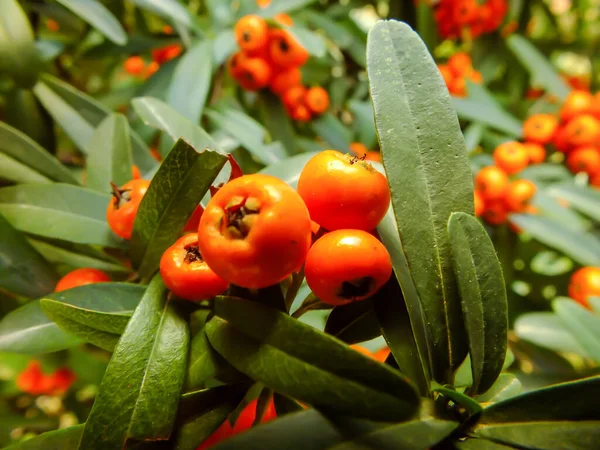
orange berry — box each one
[467,70,483,84]
[453,0,479,26]
[349,142,369,157]
[150,147,162,162]
[449,76,467,97]
[589,93,600,120]
[523,142,546,164]
[269,67,302,95]
[448,52,473,77]
[227,51,247,80]
[269,29,309,68]
[569,267,600,308]
[552,125,572,153]
[505,179,536,212]
[482,201,508,226]
[304,87,329,115]
[46,19,60,32]
[235,15,269,53]
[475,166,509,201]
[560,90,593,122]
[364,151,381,162]
[282,85,307,109]
[563,114,600,147]
[291,104,312,122]
[274,13,293,26]
[237,57,272,91]
[257,0,271,7]
[124,56,145,76]
[523,114,558,144]
[474,190,485,217]
[144,61,159,78]
[131,165,141,180]
[438,64,454,87]
[493,141,529,175]
[566,146,600,176]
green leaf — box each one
[56,0,127,45]
[509,214,600,266]
[80,276,189,449]
[348,100,377,150]
[34,75,156,173]
[213,409,456,450]
[520,163,573,185]
[374,278,430,397]
[132,0,192,27]
[273,392,304,416]
[0,0,41,88]
[167,40,213,124]
[206,296,420,421]
[367,20,472,383]
[206,109,285,165]
[476,374,522,403]
[447,212,507,394]
[0,283,144,354]
[553,298,600,362]
[452,98,523,138]
[36,39,65,62]
[506,34,571,101]
[481,375,600,423]
[284,25,326,58]
[0,213,58,298]
[0,122,78,184]
[311,113,352,152]
[474,421,600,450]
[259,151,319,188]
[548,184,600,222]
[86,114,133,192]
[455,438,518,450]
[324,299,381,344]
[4,424,83,450]
[531,190,588,233]
[463,123,484,153]
[260,92,297,155]
[416,0,437,52]
[40,299,131,351]
[4,88,55,150]
[130,139,227,278]
[0,184,122,248]
[256,0,318,17]
[0,152,52,184]
[132,97,218,157]
[514,312,586,355]
[433,386,482,416]
[300,10,355,49]
[174,384,248,450]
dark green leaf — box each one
[455,438,519,450]
[548,184,600,222]
[0,122,77,184]
[367,20,472,383]
[311,113,352,152]
[56,0,127,45]
[260,92,297,155]
[476,374,522,404]
[509,214,600,266]
[506,34,571,101]
[0,184,122,248]
[448,213,507,394]
[80,276,189,448]
[433,386,482,416]
[40,299,131,351]
[553,298,600,362]
[130,139,227,278]
[4,88,55,150]
[474,421,600,450]
[4,424,83,450]
[0,0,41,88]
[481,375,600,423]
[0,283,144,354]
[514,312,585,355]
[86,113,133,192]
[0,213,58,298]
[273,393,304,416]
[132,0,192,27]
[206,296,420,421]
[167,40,212,124]
[324,299,381,344]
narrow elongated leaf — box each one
[0,283,144,354]
[57,0,127,45]
[167,40,212,123]
[256,0,318,16]
[86,114,133,192]
[553,298,600,362]
[481,375,600,423]
[80,276,189,448]
[0,184,121,247]
[260,151,319,188]
[448,213,507,394]
[433,386,482,416]
[476,374,522,403]
[548,184,600,222]
[41,300,131,351]
[514,312,586,355]
[284,25,326,58]
[130,139,227,278]
[475,421,600,450]
[206,297,420,421]
[261,93,297,155]
[463,123,484,153]
[509,214,600,266]
[0,122,77,184]
[532,190,588,232]
[0,152,51,184]
[0,213,58,298]
[506,34,570,100]
[324,299,381,344]
[311,113,352,152]
[367,20,472,383]
[4,424,83,450]
[132,97,218,157]
[348,100,377,150]
[132,0,192,27]
[4,88,55,150]
[452,98,523,137]
[0,0,41,87]
[35,75,156,173]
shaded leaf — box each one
[476,374,522,403]
[553,298,600,362]
[548,184,600,222]
[0,152,52,184]
[57,0,127,45]
[433,386,482,416]
[367,20,472,382]
[132,0,192,27]
[324,299,381,344]
[4,424,83,450]
[452,98,522,138]
[514,312,585,355]
[80,276,189,448]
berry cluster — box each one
[124,42,182,79]
[16,361,76,396]
[523,90,600,184]
[438,52,483,97]
[229,14,329,122]
[434,0,508,40]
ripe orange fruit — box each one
[523,142,546,164]
[474,190,485,217]
[237,57,272,91]
[568,267,600,308]
[269,29,309,68]
[282,85,307,110]
[234,15,269,53]
[474,166,509,201]
[349,142,369,157]
[562,114,600,147]
[493,141,529,175]
[438,64,454,87]
[505,179,536,212]
[227,51,247,80]
[106,179,150,239]
[55,268,111,292]
[522,114,558,144]
[560,90,593,122]
[290,104,312,122]
[269,67,302,95]
[124,56,145,76]
[566,146,600,176]
[482,201,508,226]
[448,52,473,77]
[304,87,329,115]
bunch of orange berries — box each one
[434,0,508,40]
[438,52,483,97]
[229,14,329,122]
[474,141,538,226]
[523,90,600,185]
[124,42,182,79]
[16,361,76,396]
